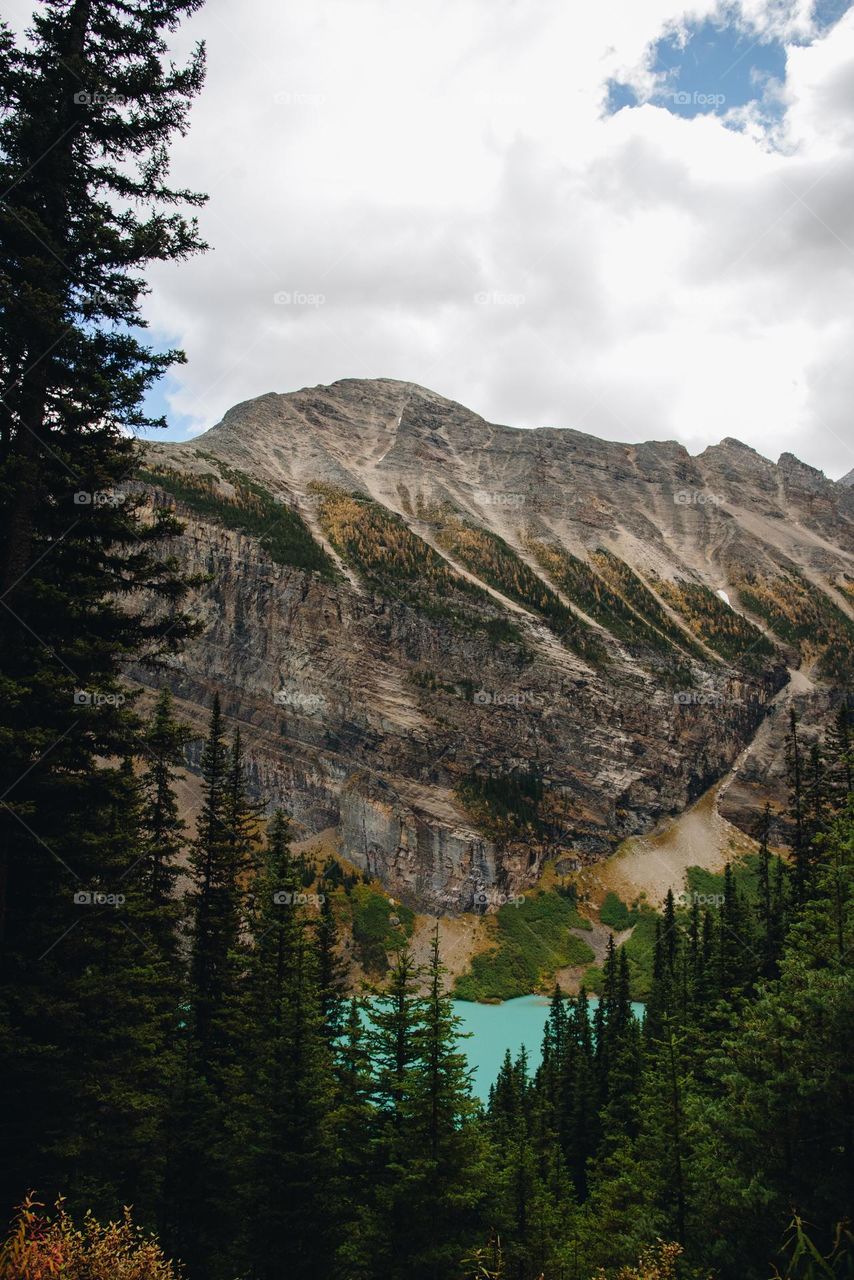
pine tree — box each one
[316,883,348,1040]
[755,803,784,980]
[1,755,181,1223]
[366,947,425,1279]
[186,695,239,1059]
[164,701,255,1278]
[402,929,488,1279]
[138,689,192,947]
[236,810,336,1280]
[564,989,598,1201]
[805,741,828,848]
[826,697,853,810]
[0,0,205,1224]
[785,708,810,902]
[331,999,380,1278]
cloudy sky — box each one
[78,2,854,472]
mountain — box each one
[135,378,854,912]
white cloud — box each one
[140,0,854,477]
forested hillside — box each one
[2,688,852,1279]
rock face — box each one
[134,378,854,912]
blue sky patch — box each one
[604,2,854,124]
[606,14,788,120]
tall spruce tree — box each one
[165,699,255,1277]
[139,687,192,940]
[0,0,205,1224]
[332,998,380,1278]
[316,880,348,1040]
[403,929,488,1279]
[236,809,336,1280]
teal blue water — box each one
[452,995,645,1103]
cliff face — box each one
[134,378,854,912]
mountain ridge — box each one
[137,378,854,912]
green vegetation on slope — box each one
[586,854,782,1000]
[599,889,642,930]
[454,890,595,1001]
[585,903,660,1000]
[139,463,337,578]
[654,576,776,669]
[313,486,527,646]
[591,547,708,659]
[435,517,606,664]
[346,883,415,975]
[528,539,678,654]
[455,768,546,841]
[733,565,854,680]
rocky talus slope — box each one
[132,378,854,912]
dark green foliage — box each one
[600,891,640,930]
[231,811,336,1280]
[139,689,193,917]
[349,884,415,975]
[139,463,337,578]
[456,766,545,838]
[0,0,207,1228]
[316,887,349,1039]
[455,891,595,1002]
[586,903,661,1000]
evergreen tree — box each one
[826,696,853,810]
[236,810,335,1280]
[164,700,255,1277]
[403,929,488,1279]
[0,0,205,1224]
[366,948,425,1279]
[786,708,809,901]
[332,999,380,1278]
[138,689,192,946]
[316,883,348,1041]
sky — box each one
[13,0,854,475]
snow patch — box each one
[716,589,732,608]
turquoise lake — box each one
[452,995,645,1103]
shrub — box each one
[0,1195,181,1280]
[599,891,639,930]
[349,884,414,975]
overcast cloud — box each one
[114,1,854,475]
